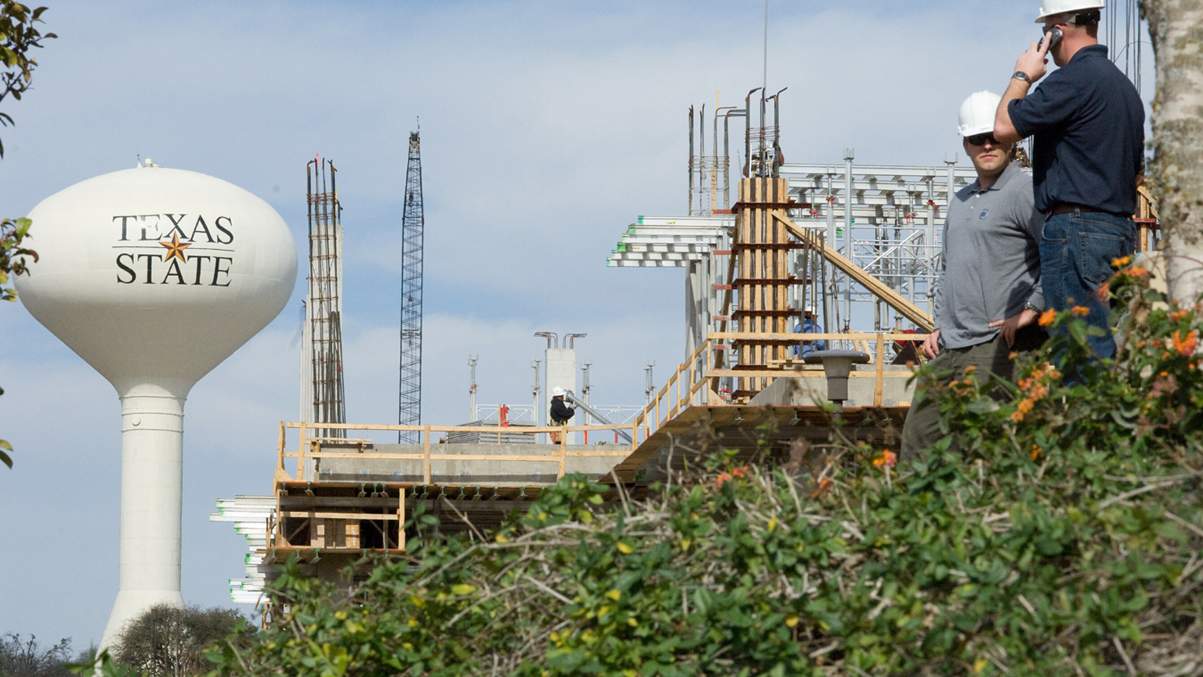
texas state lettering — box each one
[112,213,235,287]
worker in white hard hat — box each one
[994,0,1144,362]
[790,305,826,359]
[548,386,575,444]
[901,91,1047,460]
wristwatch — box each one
[1012,71,1032,83]
[1023,302,1041,313]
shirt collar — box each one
[1069,44,1108,64]
[971,160,1020,193]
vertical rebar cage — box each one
[306,158,347,439]
[398,131,425,444]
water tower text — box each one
[112,213,235,287]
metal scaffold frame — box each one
[617,95,982,366]
[397,130,425,444]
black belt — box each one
[1047,203,1102,216]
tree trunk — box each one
[1142,0,1203,307]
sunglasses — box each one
[965,133,999,147]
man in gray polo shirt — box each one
[901,91,1046,459]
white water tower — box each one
[15,163,297,649]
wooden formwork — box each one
[732,177,798,398]
[1136,185,1159,252]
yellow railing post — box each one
[296,424,307,480]
[558,428,567,479]
[276,422,286,473]
[397,489,406,551]
[422,426,432,485]
[874,332,886,407]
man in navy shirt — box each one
[994,0,1144,360]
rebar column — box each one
[306,158,347,439]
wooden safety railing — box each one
[276,330,932,489]
[275,421,640,485]
[629,339,714,443]
[627,330,931,443]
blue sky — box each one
[0,0,1153,650]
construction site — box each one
[16,1,1203,670]
[210,64,1160,607]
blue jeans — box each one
[1039,209,1136,360]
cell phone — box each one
[1043,27,1063,51]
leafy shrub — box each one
[209,274,1202,675]
[110,605,248,676]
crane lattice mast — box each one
[398,130,425,443]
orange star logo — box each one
[159,233,191,263]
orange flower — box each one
[730,466,748,479]
[1038,308,1057,327]
[1111,255,1132,268]
[1029,445,1042,461]
[1170,309,1191,322]
[1096,281,1110,302]
[1070,305,1090,317]
[715,472,732,489]
[1171,329,1199,357]
[872,450,897,469]
[1011,397,1038,423]
[1126,266,1150,279]
[809,477,833,499]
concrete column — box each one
[546,348,577,444]
[844,149,855,331]
[100,384,187,652]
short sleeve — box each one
[1009,175,1043,242]
[1009,74,1081,138]
[1009,175,1046,310]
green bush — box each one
[208,274,1202,675]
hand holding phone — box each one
[1014,34,1052,84]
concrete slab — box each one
[748,365,915,407]
[315,442,624,484]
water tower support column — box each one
[100,385,187,649]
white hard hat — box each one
[1034,0,1104,23]
[957,91,1001,138]
[552,386,565,397]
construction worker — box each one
[548,386,575,444]
[791,306,826,358]
[994,0,1144,360]
[901,91,1046,459]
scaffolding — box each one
[397,130,425,444]
[305,158,346,439]
[670,97,977,353]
